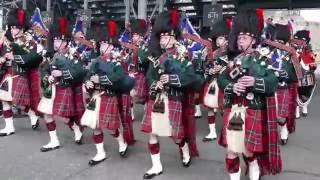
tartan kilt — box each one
[276,88,290,118]
[99,95,121,130]
[141,98,185,143]
[53,86,76,118]
[118,94,135,145]
[202,81,224,109]
[27,68,41,112]
[12,75,31,107]
[287,83,298,133]
[134,72,148,104]
[219,108,268,153]
[198,83,206,104]
[73,84,85,121]
[182,92,199,157]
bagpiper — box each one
[81,20,135,166]
[264,22,299,145]
[37,16,85,152]
[141,10,199,179]
[126,19,150,105]
[0,8,43,136]
[202,19,231,142]
[217,9,282,180]
[293,30,317,118]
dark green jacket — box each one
[11,43,43,74]
[218,52,279,109]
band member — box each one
[0,8,42,136]
[81,20,135,166]
[127,19,150,105]
[38,16,85,152]
[267,23,298,145]
[217,10,281,180]
[141,10,198,179]
[202,19,230,142]
[293,30,317,118]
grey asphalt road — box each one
[1,85,320,180]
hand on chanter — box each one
[156,81,164,90]
[85,81,94,89]
[48,75,55,83]
[233,82,246,96]
[51,70,62,77]
[238,76,255,87]
[160,74,169,84]
[90,75,100,83]
[4,52,13,60]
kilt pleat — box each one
[134,72,148,104]
[73,84,85,121]
[276,88,290,118]
[12,75,31,107]
[182,92,199,157]
[287,83,298,133]
[141,98,184,143]
[53,86,76,118]
[98,95,121,130]
[27,69,41,112]
[119,94,135,145]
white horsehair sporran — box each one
[37,84,56,115]
[0,75,17,102]
[226,104,249,154]
[204,79,219,109]
[81,91,103,129]
[151,92,172,137]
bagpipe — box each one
[262,38,303,80]
[228,52,256,100]
[37,55,69,115]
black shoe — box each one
[0,131,15,137]
[182,158,191,167]
[31,119,40,130]
[195,116,202,119]
[88,158,106,166]
[143,171,163,179]
[280,139,288,146]
[119,146,128,158]
[302,113,308,117]
[75,136,83,145]
[40,146,60,152]
[202,137,216,142]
